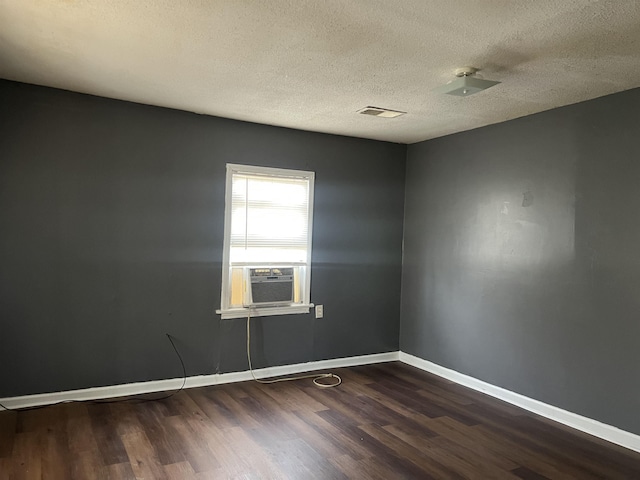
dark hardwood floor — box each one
[1,362,639,479]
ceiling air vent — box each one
[357,106,406,118]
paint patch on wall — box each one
[522,191,534,207]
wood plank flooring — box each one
[1,362,639,479]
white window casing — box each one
[217,164,315,319]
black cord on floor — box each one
[0,333,187,412]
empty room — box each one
[1,1,640,478]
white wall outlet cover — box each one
[315,305,324,318]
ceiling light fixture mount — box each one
[454,67,478,77]
[434,67,500,97]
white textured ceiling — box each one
[1,1,639,144]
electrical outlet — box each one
[315,305,324,319]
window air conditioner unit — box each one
[244,267,295,307]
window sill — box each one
[216,304,313,320]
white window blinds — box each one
[229,170,312,264]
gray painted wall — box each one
[0,80,406,397]
[401,87,640,435]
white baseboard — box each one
[0,351,399,410]
[399,351,640,454]
[4,349,638,455]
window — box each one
[218,164,315,319]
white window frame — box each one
[217,163,315,319]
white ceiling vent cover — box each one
[357,106,406,118]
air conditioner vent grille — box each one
[357,106,405,118]
[245,267,295,307]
